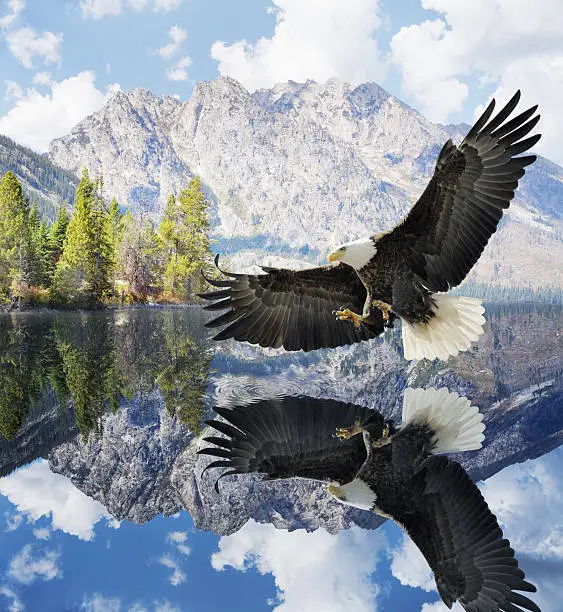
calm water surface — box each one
[0,305,561,612]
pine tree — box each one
[105,198,123,293]
[49,205,70,265]
[0,171,33,302]
[31,219,52,287]
[53,168,114,303]
[158,177,212,299]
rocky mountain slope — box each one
[0,134,77,220]
[47,77,563,290]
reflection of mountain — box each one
[1,306,561,535]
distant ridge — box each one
[0,133,78,220]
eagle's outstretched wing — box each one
[198,396,385,490]
[392,90,540,292]
[199,257,386,351]
[389,452,540,612]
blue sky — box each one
[0,0,562,164]
[1,447,561,612]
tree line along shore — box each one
[0,168,213,308]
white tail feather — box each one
[402,387,485,454]
[401,295,485,361]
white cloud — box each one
[32,71,52,86]
[166,56,191,81]
[80,0,123,19]
[210,0,387,92]
[153,0,182,12]
[0,0,24,31]
[390,536,435,593]
[5,27,62,68]
[0,71,120,152]
[7,544,62,585]
[212,520,386,612]
[0,586,24,612]
[389,0,563,165]
[80,0,182,20]
[158,555,186,586]
[155,25,186,59]
[0,459,116,540]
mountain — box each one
[0,134,77,220]
[47,77,563,290]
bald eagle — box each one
[200,90,540,360]
[199,389,540,612]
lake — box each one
[0,305,561,611]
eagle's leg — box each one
[334,308,364,328]
[335,419,362,439]
[372,299,393,322]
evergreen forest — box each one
[0,168,213,307]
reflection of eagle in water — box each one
[200,91,540,361]
[199,389,540,612]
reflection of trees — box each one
[54,314,124,440]
[156,310,212,433]
[0,316,67,439]
[0,308,213,441]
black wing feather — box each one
[392,454,540,612]
[198,396,384,487]
[394,90,541,292]
[199,256,385,351]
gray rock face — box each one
[47,77,563,289]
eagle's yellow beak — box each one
[327,484,343,499]
[328,248,344,263]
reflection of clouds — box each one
[158,555,186,586]
[390,536,434,593]
[479,451,563,559]
[4,512,23,532]
[7,544,62,585]
[421,601,462,611]
[166,531,190,556]
[0,460,117,541]
[81,594,122,612]
[390,449,563,611]
[33,527,51,540]
[80,595,181,612]
[211,520,387,611]
[0,586,24,612]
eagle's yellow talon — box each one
[372,424,391,448]
[334,308,363,328]
[373,300,392,322]
[335,419,362,439]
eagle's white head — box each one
[327,478,377,512]
[328,237,376,270]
